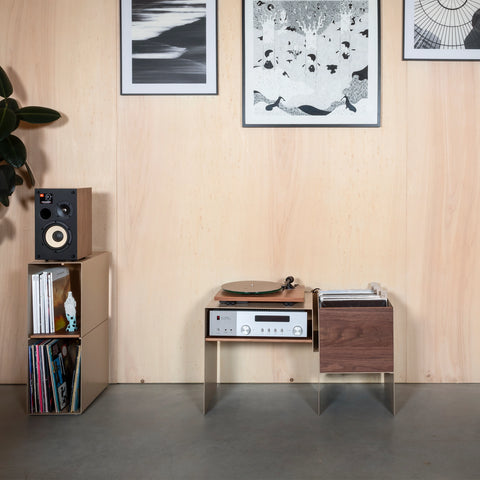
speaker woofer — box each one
[43,223,71,251]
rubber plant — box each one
[0,66,61,207]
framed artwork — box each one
[242,0,381,127]
[403,0,480,60]
[120,0,217,95]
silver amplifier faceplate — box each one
[208,310,308,338]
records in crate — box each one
[31,266,75,334]
[28,339,82,414]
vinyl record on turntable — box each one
[221,280,283,295]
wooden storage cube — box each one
[81,320,108,412]
[319,303,393,373]
[77,252,109,336]
[27,263,81,336]
[27,252,110,415]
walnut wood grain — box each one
[320,306,393,373]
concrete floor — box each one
[1,383,479,480]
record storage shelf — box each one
[27,252,110,415]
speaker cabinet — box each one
[35,188,92,261]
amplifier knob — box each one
[241,325,251,335]
[292,325,303,336]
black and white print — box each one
[121,0,217,94]
[404,0,480,60]
[243,0,380,127]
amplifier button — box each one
[241,325,251,335]
[293,326,303,336]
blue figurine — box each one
[64,291,77,332]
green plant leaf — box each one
[0,66,13,99]
[0,164,16,200]
[0,135,27,168]
[17,106,61,124]
[0,194,9,206]
[0,105,17,141]
[0,98,20,129]
[0,98,19,112]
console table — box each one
[203,290,395,415]
[203,293,315,414]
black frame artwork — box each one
[120,0,218,95]
[403,0,480,61]
[242,0,381,127]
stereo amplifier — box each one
[208,310,308,338]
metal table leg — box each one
[203,340,218,414]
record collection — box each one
[28,338,81,414]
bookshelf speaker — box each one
[35,188,92,261]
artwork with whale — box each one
[243,0,380,126]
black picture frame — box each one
[403,0,480,61]
[120,0,218,95]
[242,0,381,127]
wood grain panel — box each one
[0,0,52,384]
[114,0,408,383]
[319,306,394,373]
[0,0,117,383]
[406,61,480,382]
[2,0,479,385]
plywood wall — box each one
[406,62,480,382]
[0,0,479,384]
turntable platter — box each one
[221,280,283,295]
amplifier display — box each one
[208,310,308,338]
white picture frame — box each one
[120,0,218,95]
[242,0,381,127]
[403,0,480,61]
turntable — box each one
[214,276,305,305]
[207,277,310,339]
